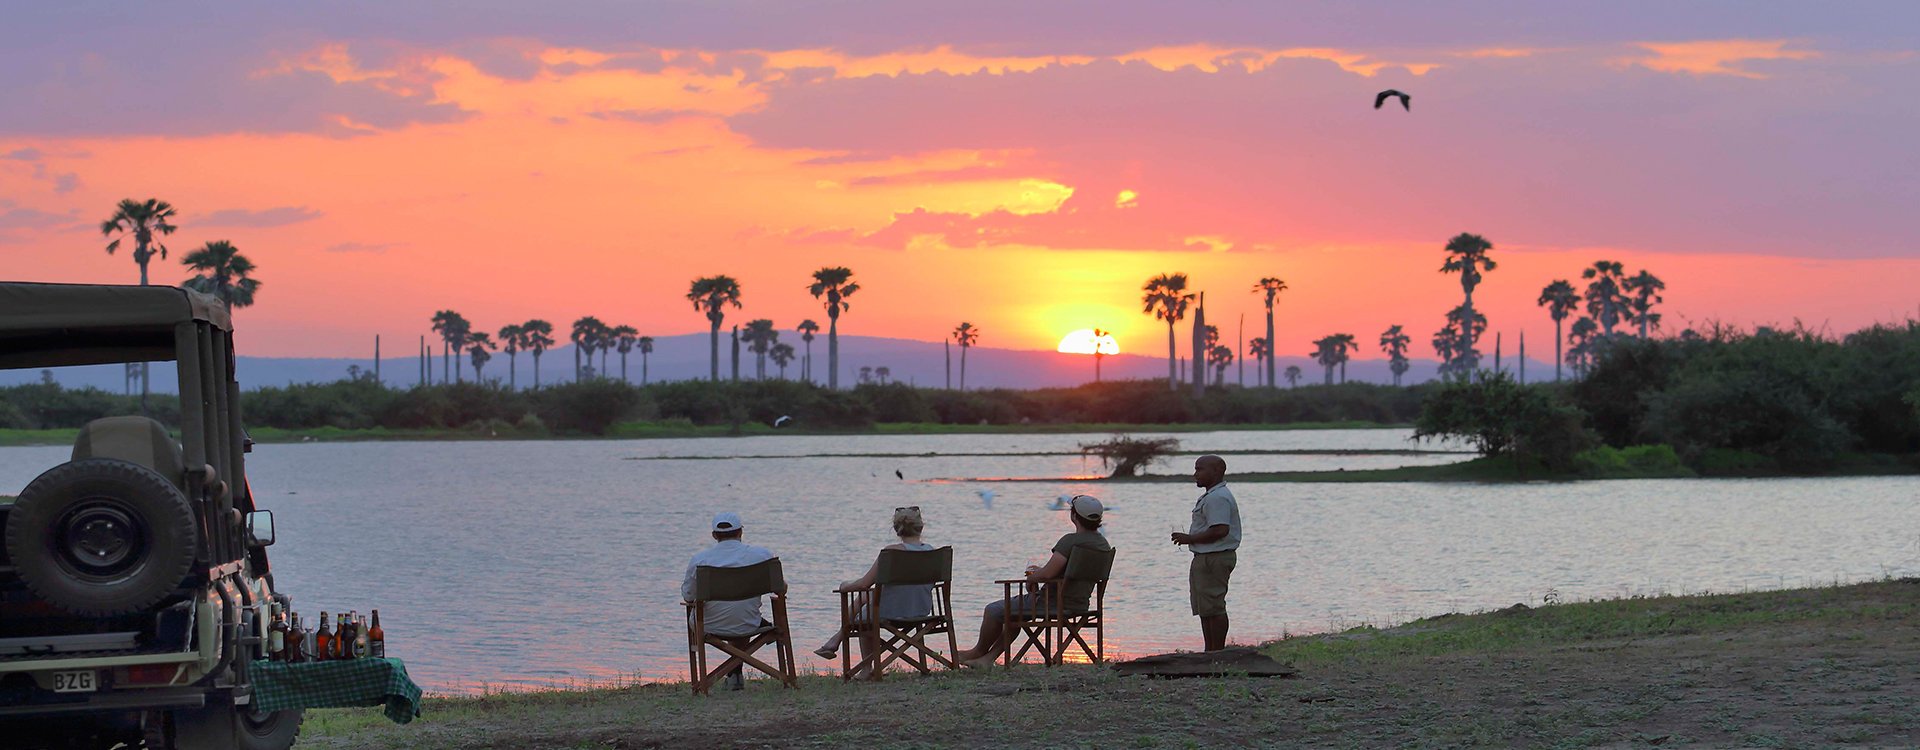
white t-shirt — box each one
[682,539,776,637]
[1188,482,1242,554]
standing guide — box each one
[1170,455,1241,651]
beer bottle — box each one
[268,604,289,661]
[337,612,353,659]
[286,613,307,663]
[352,613,371,659]
[315,612,332,661]
[368,610,385,658]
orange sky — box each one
[3,23,1916,360]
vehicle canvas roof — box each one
[0,282,232,370]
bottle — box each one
[368,610,385,658]
[315,612,333,661]
[336,612,353,660]
[352,613,371,659]
[286,613,307,663]
[268,604,289,661]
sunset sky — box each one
[2,2,1916,361]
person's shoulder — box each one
[1211,483,1238,501]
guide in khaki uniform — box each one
[1170,455,1241,651]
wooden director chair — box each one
[996,546,1116,667]
[685,557,799,695]
[833,546,959,680]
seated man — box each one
[955,495,1111,667]
[681,511,775,690]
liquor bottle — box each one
[368,610,385,658]
[268,604,289,661]
[286,613,307,663]
[315,612,333,661]
[352,613,371,659]
[337,612,353,660]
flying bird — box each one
[975,489,996,509]
[894,469,905,480]
[1374,89,1410,111]
[772,415,792,427]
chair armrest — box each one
[992,579,1030,585]
[833,585,873,594]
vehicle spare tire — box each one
[3,458,198,616]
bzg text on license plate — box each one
[50,670,98,693]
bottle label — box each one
[269,630,284,655]
[371,642,385,658]
[353,640,369,658]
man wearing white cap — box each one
[681,511,776,689]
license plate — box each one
[50,670,97,693]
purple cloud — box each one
[323,241,400,254]
[198,206,325,228]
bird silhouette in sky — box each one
[894,469,905,480]
[1374,89,1410,111]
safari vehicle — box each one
[0,282,299,749]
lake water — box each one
[3,430,1917,694]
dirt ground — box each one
[302,580,1920,748]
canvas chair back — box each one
[874,546,952,587]
[1063,546,1115,584]
[695,558,786,602]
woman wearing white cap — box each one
[955,495,1111,667]
[813,506,937,665]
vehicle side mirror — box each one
[246,510,275,547]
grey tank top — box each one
[878,542,936,621]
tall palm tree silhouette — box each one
[742,319,778,379]
[1624,270,1665,338]
[1207,344,1233,386]
[952,322,979,390]
[1379,325,1411,386]
[1582,261,1629,336]
[612,325,639,383]
[796,320,820,383]
[180,240,262,311]
[522,320,555,388]
[1251,277,1287,388]
[1568,316,1600,377]
[808,267,859,389]
[498,323,525,390]
[101,198,178,410]
[431,310,472,384]
[1283,365,1302,388]
[1092,328,1111,382]
[1331,333,1359,383]
[1536,280,1579,382]
[638,336,655,385]
[1440,233,1496,372]
[1311,336,1340,385]
[1247,337,1271,385]
[570,317,606,380]
[688,276,743,381]
[1141,273,1194,391]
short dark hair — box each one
[1072,511,1102,531]
[712,528,743,541]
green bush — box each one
[534,380,646,435]
[1415,371,1594,471]
[1573,445,1692,478]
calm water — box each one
[3,430,1917,694]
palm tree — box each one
[100,198,178,286]
[1568,316,1600,377]
[1207,344,1234,386]
[102,198,178,410]
[612,325,638,383]
[498,324,525,390]
[1436,304,1488,378]
[1283,365,1302,388]
[1247,337,1271,385]
[638,336,655,385]
[1440,233,1496,366]
[1379,325,1411,386]
[1582,260,1629,335]
[522,320,555,388]
[1331,333,1359,383]
[807,267,859,389]
[570,316,606,380]
[771,342,796,379]
[1623,270,1666,338]
[742,319,778,379]
[875,366,892,385]
[952,322,979,390]
[1536,280,1579,382]
[1093,328,1111,383]
[180,241,262,311]
[1251,277,1287,388]
[796,320,820,383]
[858,366,874,385]
[431,310,472,383]
[467,331,496,383]
[1141,273,1195,391]
[689,276,743,382]
[1311,336,1340,385]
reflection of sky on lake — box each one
[3,431,1916,694]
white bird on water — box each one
[975,489,996,509]
[1050,495,1070,511]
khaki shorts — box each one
[1188,550,1236,617]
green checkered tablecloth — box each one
[250,658,423,724]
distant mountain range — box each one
[2,334,1562,392]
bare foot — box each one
[962,655,999,670]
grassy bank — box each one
[300,579,1920,748]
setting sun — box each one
[1056,329,1120,355]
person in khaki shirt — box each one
[1170,455,1240,651]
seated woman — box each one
[814,506,936,662]
[955,495,1109,667]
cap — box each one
[711,512,744,532]
[1069,495,1104,521]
